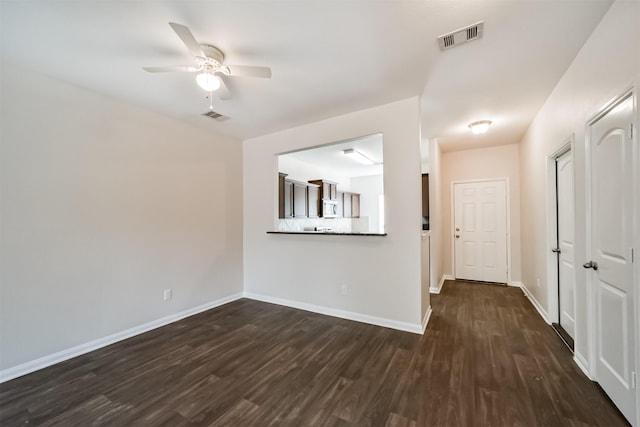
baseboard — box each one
[421,305,432,333]
[518,282,551,324]
[0,292,244,384]
[243,292,423,335]
[430,274,453,294]
[574,351,593,380]
[515,282,592,381]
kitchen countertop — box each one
[267,231,387,236]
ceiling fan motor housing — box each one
[199,45,224,66]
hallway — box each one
[0,281,629,426]
[425,280,627,426]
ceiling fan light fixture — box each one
[196,71,221,92]
[468,120,492,135]
[343,148,374,165]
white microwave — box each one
[322,199,338,218]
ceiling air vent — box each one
[437,21,484,51]
[202,110,230,122]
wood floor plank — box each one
[0,282,630,426]
[385,412,416,427]
[210,399,261,427]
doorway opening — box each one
[547,140,576,352]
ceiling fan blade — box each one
[168,22,205,58]
[217,76,232,100]
[226,65,272,78]
[142,66,198,73]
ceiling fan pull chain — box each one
[209,91,214,110]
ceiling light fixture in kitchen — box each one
[343,149,374,165]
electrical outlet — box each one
[340,284,348,296]
[163,289,173,301]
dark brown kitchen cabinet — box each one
[342,192,360,218]
[351,193,360,218]
[293,182,308,218]
[307,184,320,218]
[308,179,338,200]
[279,175,357,219]
[343,193,351,218]
[279,173,316,218]
[279,173,293,218]
[422,173,430,230]
[283,181,294,218]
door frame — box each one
[450,178,511,284]
[585,86,639,425]
[545,137,575,331]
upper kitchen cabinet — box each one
[308,179,338,201]
[293,181,308,218]
[279,173,293,219]
[421,173,429,230]
[307,183,320,218]
[343,192,351,218]
[279,173,318,219]
[351,193,360,218]
[342,192,360,218]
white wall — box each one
[0,65,244,371]
[428,139,443,290]
[421,233,431,321]
[518,0,639,366]
[350,174,384,234]
[440,144,522,282]
[243,98,424,331]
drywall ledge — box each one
[244,292,424,334]
[0,293,243,384]
[267,231,387,236]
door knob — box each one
[455,228,460,231]
[583,261,598,271]
[455,234,460,239]
[552,248,561,253]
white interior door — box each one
[454,180,507,283]
[556,150,576,340]
[589,94,636,424]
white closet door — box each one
[589,94,636,424]
[557,150,576,340]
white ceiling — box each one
[1,1,612,152]
[280,133,383,179]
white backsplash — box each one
[277,217,370,233]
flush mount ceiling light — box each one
[468,120,492,134]
[343,148,374,165]
[196,69,221,92]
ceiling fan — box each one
[143,22,271,100]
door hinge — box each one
[632,247,635,263]
[632,371,637,389]
[630,123,634,139]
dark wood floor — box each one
[0,280,630,426]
